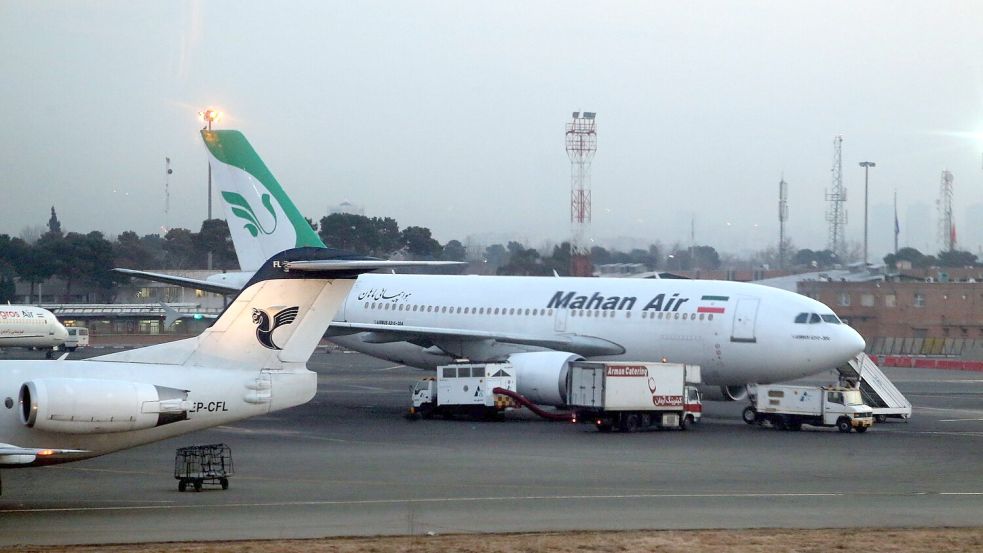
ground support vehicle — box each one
[63,327,89,351]
[565,361,702,432]
[742,385,874,433]
[174,443,234,492]
[409,362,518,420]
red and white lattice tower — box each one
[565,111,597,276]
[937,170,956,251]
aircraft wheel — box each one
[742,406,758,425]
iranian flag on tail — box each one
[697,295,729,314]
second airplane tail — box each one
[203,130,326,271]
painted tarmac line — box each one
[939,418,983,422]
[5,491,982,514]
[375,364,408,371]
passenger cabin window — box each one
[795,313,808,324]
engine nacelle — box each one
[19,378,189,434]
[506,351,584,406]
[697,384,749,402]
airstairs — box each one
[837,353,911,421]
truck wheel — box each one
[596,422,613,433]
[771,416,787,431]
[837,418,852,433]
[220,477,229,490]
[194,479,203,492]
[742,406,757,425]
[855,426,868,433]
[679,415,691,431]
[178,479,187,492]
[787,422,802,431]
[620,414,641,433]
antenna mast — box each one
[938,170,956,251]
[566,111,597,276]
[825,135,847,259]
[778,175,788,269]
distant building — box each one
[798,274,983,359]
[328,201,364,216]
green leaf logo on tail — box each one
[222,191,279,237]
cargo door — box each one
[730,299,759,343]
[568,366,602,407]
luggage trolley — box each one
[174,443,234,492]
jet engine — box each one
[19,378,189,434]
[505,351,584,406]
[697,384,749,402]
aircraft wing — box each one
[327,322,625,357]
[0,443,89,464]
[113,269,241,295]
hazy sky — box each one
[3,1,983,259]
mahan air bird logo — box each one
[252,306,300,350]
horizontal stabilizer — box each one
[0,443,89,465]
[113,269,241,295]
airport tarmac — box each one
[1,349,981,546]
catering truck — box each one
[409,362,517,419]
[565,361,702,432]
[742,385,874,433]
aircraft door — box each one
[554,308,568,332]
[730,299,759,343]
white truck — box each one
[63,327,89,351]
[565,361,702,432]
[409,362,518,419]
[742,385,874,433]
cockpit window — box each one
[820,314,841,324]
[794,313,808,324]
[809,313,821,324]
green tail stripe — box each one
[701,295,729,301]
[203,130,325,248]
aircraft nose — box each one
[844,326,866,357]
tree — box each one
[46,206,63,238]
[113,231,152,269]
[442,239,467,261]
[401,226,442,259]
[883,247,934,269]
[319,213,378,254]
[196,219,238,270]
[0,235,28,302]
[483,244,508,268]
[690,245,721,270]
[936,249,978,268]
[163,228,196,269]
[497,242,547,276]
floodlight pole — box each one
[859,161,876,266]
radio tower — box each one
[825,135,847,259]
[566,111,597,276]
[937,170,956,251]
[778,175,789,269]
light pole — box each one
[199,108,222,270]
[199,108,222,220]
[859,161,876,266]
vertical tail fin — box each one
[202,130,326,271]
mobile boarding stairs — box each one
[837,353,912,421]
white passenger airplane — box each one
[118,129,866,404]
[1,247,458,491]
[0,305,69,357]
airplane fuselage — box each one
[330,274,865,386]
[0,306,68,349]
[0,360,315,467]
